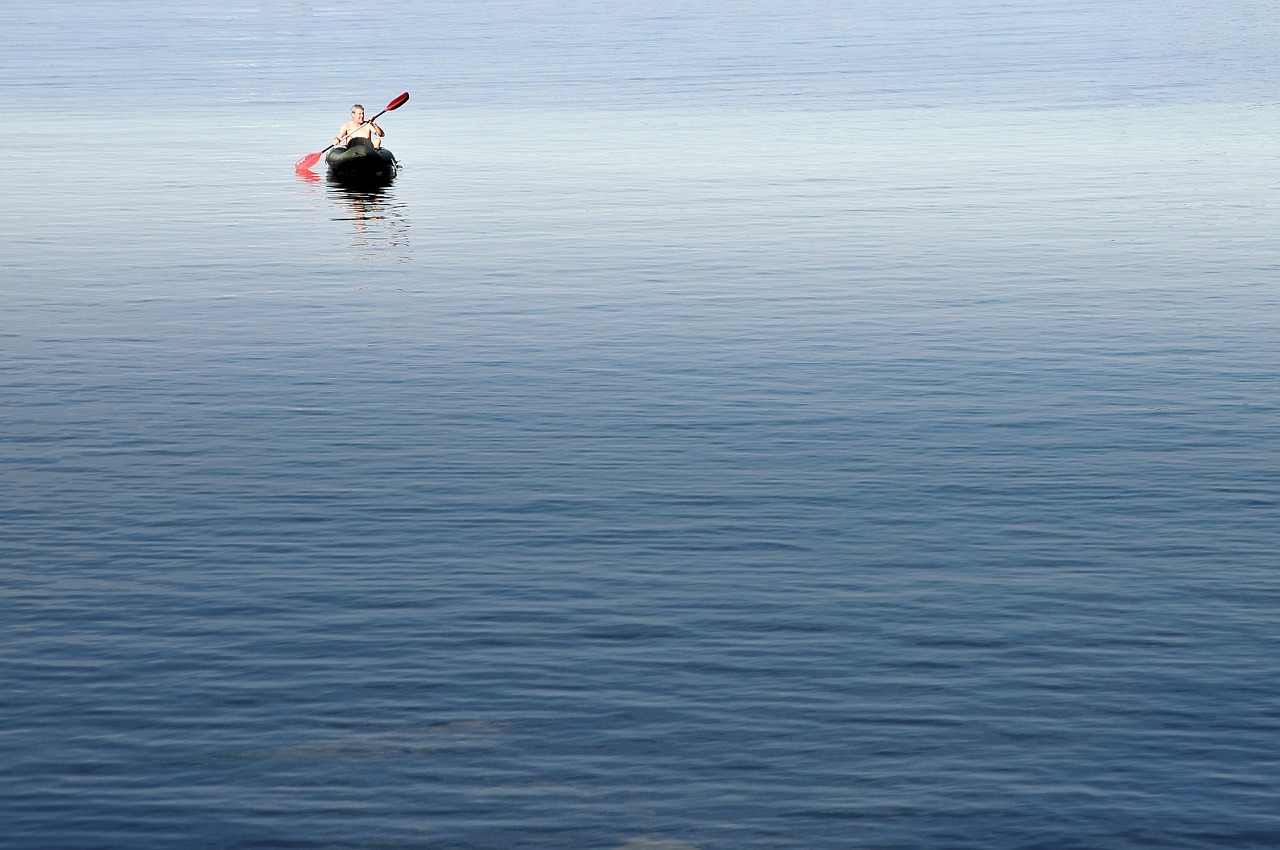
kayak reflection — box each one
[327,182,411,257]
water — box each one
[3,2,1279,848]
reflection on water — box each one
[326,181,412,261]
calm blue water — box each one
[3,2,1279,848]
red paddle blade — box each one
[294,151,323,172]
[385,91,409,111]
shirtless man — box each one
[332,104,384,149]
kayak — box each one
[326,137,397,185]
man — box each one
[332,104,384,149]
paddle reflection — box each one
[326,182,411,259]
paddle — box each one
[295,91,410,173]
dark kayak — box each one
[326,137,397,185]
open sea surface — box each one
[2,2,1279,848]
